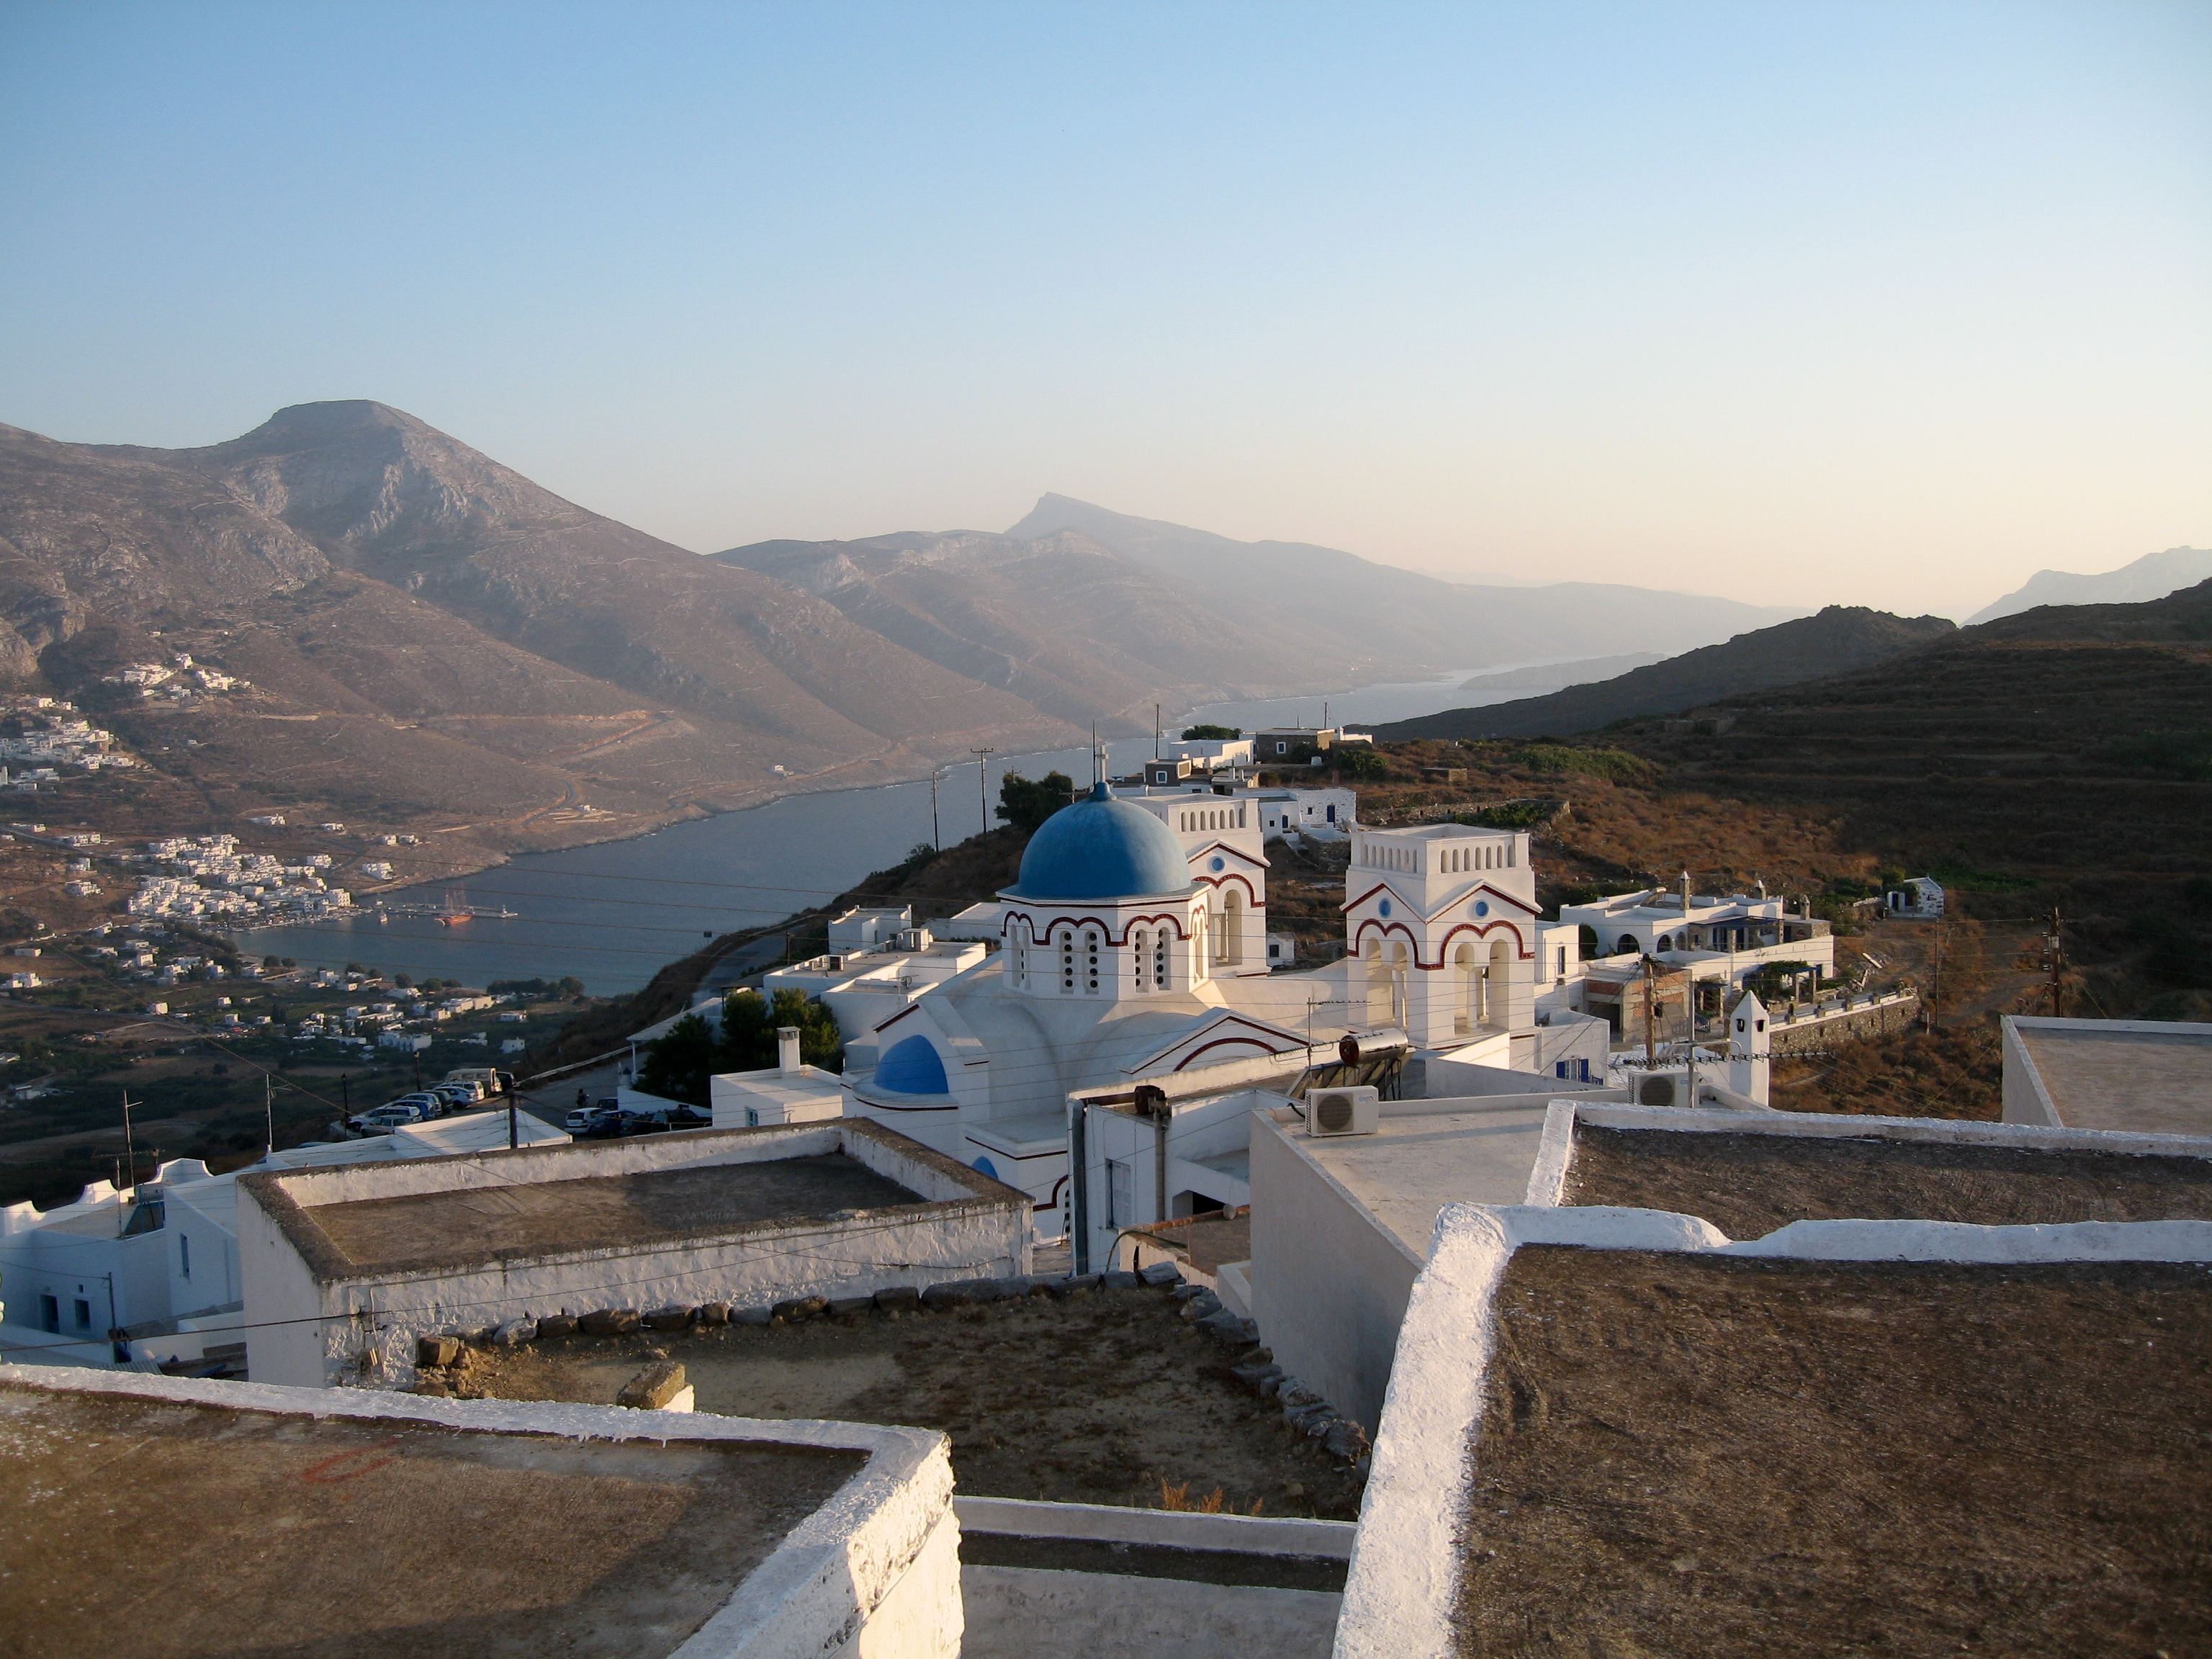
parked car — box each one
[563,1102,621,1133]
[619,1102,712,1133]
[348,1105,415,1136]
[431,1082,480,1108]
[391,1092,444,1120]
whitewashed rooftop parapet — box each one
[1337,1198,2212,1659]
[0,1365,958,1659]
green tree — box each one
[635,1012,720,1105]
[1180,724,1241,741]
[1335,746,1389,779]
[636,989,845,1107]
[721,988,843,1071]
[996,769,1077,834]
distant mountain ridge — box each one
[0,403,1830,867]
[1969,547,2212,624]
[1004,495,1804,670]
[0,403,1084,860]
[711,528,1329,727]
[1375,607,1958,740]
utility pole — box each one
[1154,703,1161,762]
[120,1090,140,1195]
[1683,1000,1698,1107]
[1642,956,1658,1086]
[929,768,942,851]
[2046,906,2064,1017]
[263,1074,275,1157]
[506,1077,519,1150]
[969,748,995,836]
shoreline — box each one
[334,659,1500,896]
[212,663,1504,982]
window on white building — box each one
[179,1233,192,1281]
[1060,929,1076,994]
[1084,929,1101,994]
[1154,930,1169,989]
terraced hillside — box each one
[1624,580,2212,878]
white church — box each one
[837,782,1606,1234]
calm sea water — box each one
[233,669,1526,992]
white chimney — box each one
[777,1026,801,1076]
[1728,992,1771,1106]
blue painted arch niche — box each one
[875,1034,949,1094]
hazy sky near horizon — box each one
[1,3,2205,617]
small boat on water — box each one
[392,887,519,925]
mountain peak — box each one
[1969,547,2212,624]
[258,399,431,434]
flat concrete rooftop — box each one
[0,1380,862,1659]
[1287,1103,1549,1256]
[1452,1247,2211,1655]
[1563,1123,2212,1239]
[2015,1021,2212,1135]
[304,1152,920,1276]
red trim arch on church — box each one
[1348,915,1532,968]
[999,907,1194,945]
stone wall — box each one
[1765,989,1920,1056]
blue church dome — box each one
[1004,783,1194,901]
[875,1034,948,1094]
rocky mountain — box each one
[712,529,1339,727]
[1007,494,1804,670]
[1968,547,2212,625]
[1375,607,1959,740]
[0,403,1082,863]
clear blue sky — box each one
[2,1,2205,615]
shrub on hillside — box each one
[1459,799,1555,830]
[1506,745,1652,783]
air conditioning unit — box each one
[1307,1085,1379,1138]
